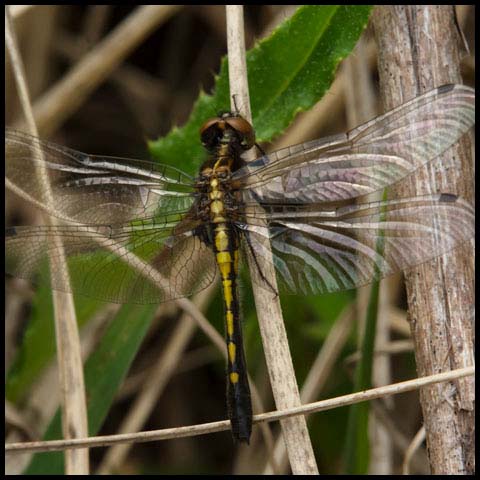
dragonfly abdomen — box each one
[212,221,252,443]
[207,168,252,442]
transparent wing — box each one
[234,84,474,204]
[6,128,197,224]
[6,217,217,304]
[238,194,474,295]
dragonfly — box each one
[5,84,475,443]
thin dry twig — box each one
[6,366,474,455]
[344,339,414,366]
[54,31,170,118]
[402,426,426,475]
[225,5,318,475]
[5,7,89,474]
[370,401,428,474]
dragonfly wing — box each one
[238,194,474,295]
[6,218,217,304]
[6,128,196,224]
[234,84,474,204]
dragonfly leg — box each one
[243,230,279,297]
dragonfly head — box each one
[200,113,255,153]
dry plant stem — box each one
[345,339,414,365]
[20,6,57,100]
[226,6,251,122]
[5,8,89,474]
[15,5,181,136]
[403,426,426,475]
[371,402,428,475]
[372,6,475,475]
[6,366,474,455]
[263,303,355,474]
[272,298,411,473]
[225,5,318,474]
[96,286,215,474]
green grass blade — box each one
[23,303,157,474]
[343,192,387,474]
[343,281,380,474]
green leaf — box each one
[23,304,157,475]
[149,5,373,175]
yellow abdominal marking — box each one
[209,181,242,387]
[226,310,234,336]
[228,341,236,363]
[219,263,231,282]
[223,280,233,309]
[217,251,232,265]
[215,229,229,251]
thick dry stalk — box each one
[225,5,318,474]
[372,6,475,474]
[5,7,89,474]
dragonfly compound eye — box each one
[200,117,224,150]
[224,116,255,150]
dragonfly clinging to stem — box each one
[5,83,475,443]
